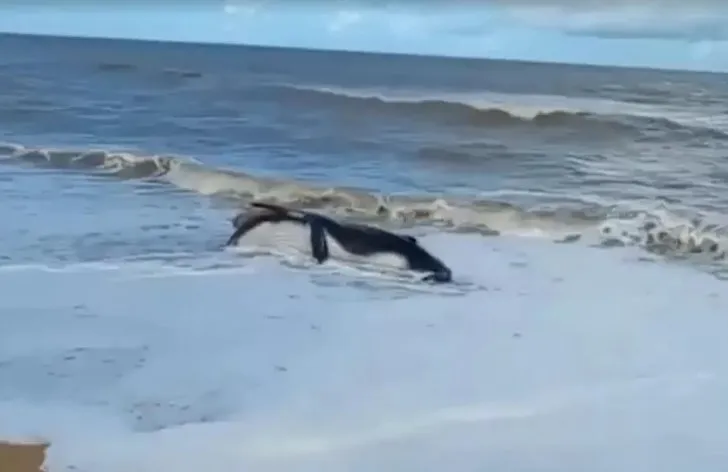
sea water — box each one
[1,34,728,471]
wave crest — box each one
[260,84,728,140]
[4,141,728,272]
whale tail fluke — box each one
[250,201,304,218]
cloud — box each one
[223,0,269,16]
[81,0,722,72]
[328,10,364,32]
[488,2,728,41]
[481,0,728,8]
[293,1,728,43]
[319,4,432,37]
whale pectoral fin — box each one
[309,220,329,264]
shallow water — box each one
[1,33,728,471]
[3,237,728,472]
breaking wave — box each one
[4,141,728,277]
[256,84,728,141]
[86,58,728,140]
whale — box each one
[225,201,453,283]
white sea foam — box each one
[1,233,728,471]
[6,140,728,266]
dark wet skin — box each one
[226,201,453,283]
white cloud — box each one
[324,6,434,37]
[223,3,238,15]
[328,10,364,32]
[482,0,727,8]
[209,1,728,71]
[223,0,266,17]
[506,7,728,40]
[487,2,728,41]
[315,1,728,42]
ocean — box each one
[1,32,728,471]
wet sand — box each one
[0,441,48,472]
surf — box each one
[6,140,728,282]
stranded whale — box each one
[225,201,453,283]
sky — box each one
[0,1,727,72]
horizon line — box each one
[1,30,723,77]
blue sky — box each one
[0,1,727,72]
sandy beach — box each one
[0,441,48,472]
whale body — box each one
[225,201,453,283]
